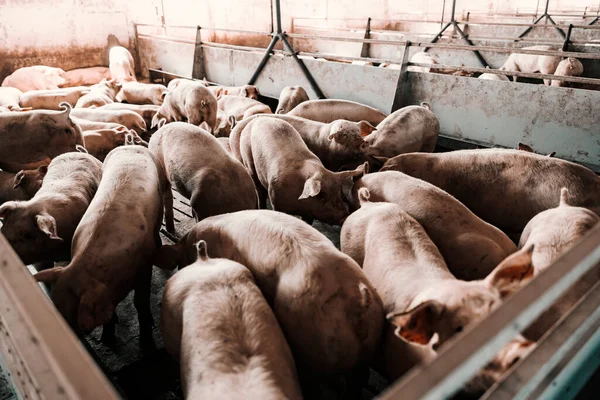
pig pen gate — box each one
[0,0,599,399]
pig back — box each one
[288,99,387,125]
[73,146,165,265]
[0,105,83,171]
[183,210,384,376]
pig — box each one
[71,108,147,136]
[218,95,272,121]
[354,171,517,280]
[216,137,231,153]
[115,81,168,105]
[0,166,47,204]
[71,118,128,133]
[379,63,402,70]
[83,128,147,161]
[207,84,260,100]
[98,103,160,130]
[161,240,302,399]
[479,72,510,81]
[364,103,439,158]
[62,66,112,87]
[213,109,236,137]
[152,81,218,132]
[0,152,102,264]
[231,117,366,225]
[276,85,309,114]
[340,189,534,395]
[34,146,167,349]
[380,149,600,233]
[407,52,440,73]
[149,122,257,231]
[19,87,91,110]
[518,188,599,340]
[234,114,372,171]
[155,209,384,377]
[288,99,387,126]
[517,142,556,157]
[1,66,66,92]
[109,46,136,83]
[74,79,121,108]
[352,60,374,66]
[551,57,584,87]
[0,87,23,109]
[167,78,204,91]
[500,45,561,85]
[0,103,84,172]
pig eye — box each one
[456,325,464,333]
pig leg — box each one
[134,265,155,352]
[256,183,268,209]
[163,185,175,233]
[100,312,119,345]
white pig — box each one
[218,95,272,121]
[1,66,66,92]
[519,188,599,340]
[71,108,147,136]
[0,152,102,264]
[62,67,112,87]
[98,103,160,130]
[0,166,47,205]
[75,79,121,108]
[551,57,584,87]
[155,209,384,377]
[207,84,260,100]
[380,149,600,233]
[0,87,23,109]
[83,128,147,161]
[231,117,366,225]
[161,240,302,399]
[148,122,257,231]
[115,81,168,105]
[341,190,534,395]
[276,85,309,114]
[20,87,91,110]
[364,103,440,158]
[109,46,136,83]
[500,45,561,85]
[34,146,167,349]
[354,171,517,280]
[479,72,510,81]
[288,99,387,126]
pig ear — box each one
[358,121,376,137]
[338,162,368,180]
[486,244,535,299]
[78,284,115,333]
[160,91,167,101]
[37,165,48,175]
[36,214,63,241]
[517,143,534,152]
[215,87,224,99]
[547,151,556,158]
[299,176,322,199]
[34,266,65,284]
[199,121,211,132]
[387,300,446,345]
[13,171,26,189]
[358,187,371,204]
[195,240,208,261]
[0,202,18,219]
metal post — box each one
[562,24,573,51]
[516,0,566,39]
[391,42,413,112]
[360,18,372,58]
[247,0,325,98]
[191,26,206,80]
[427,0,489,68]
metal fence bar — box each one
[134,23,272,35]
[409,62,600,85]
[379,225,600,400]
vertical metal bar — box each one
[440,0,447,29]
[454,24,489,67]
[391,42,412,112]
[360,18,371,59]
[544,0,550,15]
[280,34,325,99]
[449,0,457,21]
[562,24,573,51]
[191,26,206,80]
[247,35,279,85]
[274,0,283,33]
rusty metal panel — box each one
[404,71,600,170]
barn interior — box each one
[0,0,600,399]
